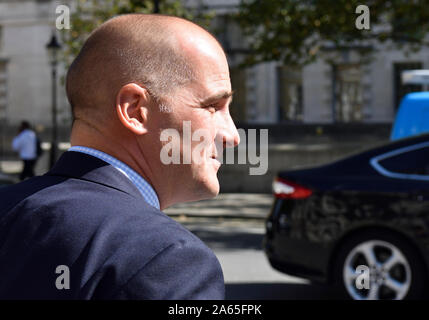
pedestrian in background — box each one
[12,120,37,181]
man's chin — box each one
[205,181,220,198]
[201,180,220,198]
[189,175,220,202]
[162,174,219,210]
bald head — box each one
[66,14,222,122]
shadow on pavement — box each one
[226,282,344,300]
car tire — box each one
[333,230,427,300]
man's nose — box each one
[215,111,240,149]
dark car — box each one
[264,133,429,300]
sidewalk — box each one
[0,157,48,177]
[0,160,22,175]
[0,143,69,176]
[164,193,273,220]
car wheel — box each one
[334,230,427,300]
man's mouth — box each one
[211,153,221,161]
[210,154,221,167]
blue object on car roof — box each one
[391,92,429,141]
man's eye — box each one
[204,104,217,112]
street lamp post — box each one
[46,31,61,169]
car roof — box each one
[278,133,429,188]
[369,132,429,156]
[318,133,429,174]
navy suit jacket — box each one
[0,151,225,299]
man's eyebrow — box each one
[201,91,234,105]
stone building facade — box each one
[0,0,428,132]
[0,0,71,132]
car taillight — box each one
[272,177,313,199]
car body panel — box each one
[265,133,429,284]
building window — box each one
[0,59,7,158]
[229,67,247,123]
[0,25,4,113]
[213,15,248,123]
[0,61,6,116]
[277,66,303,122]
[332,63,363,122]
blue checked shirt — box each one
[68,146,160,209]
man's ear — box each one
[116,83,150,135]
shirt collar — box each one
[68,146,160,209]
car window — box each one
[378,146,429,176]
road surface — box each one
[176,217,342,300]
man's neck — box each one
[70,119,174,210]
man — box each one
[12,121,38,181]
[0,14,239,299]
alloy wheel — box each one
[342,240,411,300]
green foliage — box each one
[60,0,214,68]
[236,0,429,66]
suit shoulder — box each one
[0,176,221,299]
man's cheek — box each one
[159,129,182,165]
[191,128,212,165]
